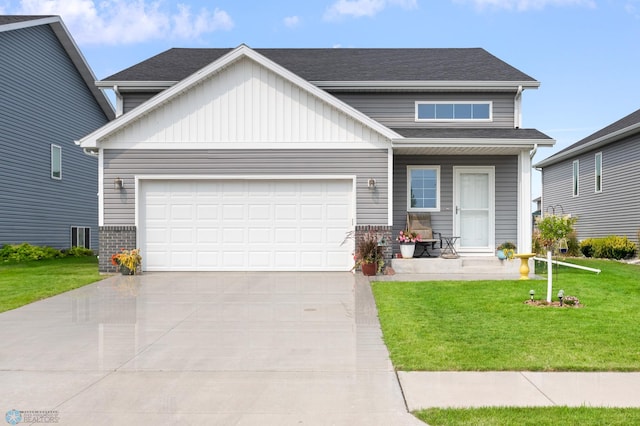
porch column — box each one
[517,149,532,253]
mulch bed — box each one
[524,299,582,308]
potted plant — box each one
[496,242,516,260]
[111,248,142,275]
[397,229,421,258]
[353,232,384,276]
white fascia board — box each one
[313,80,540,90]
[0,16,60,32]
[94,80,177,89]
[534,123,640,168]
[392,137,555,148]
[80,44,400,148]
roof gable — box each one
[102,47,538,87]
[79,45,400,148]
[0,15,114,120]
[536,107,640,167]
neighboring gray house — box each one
[535,107,640,246]
[78,45,554,272]
[0,15,114,250]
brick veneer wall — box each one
[99,226,137,273]
[354,225,393,267]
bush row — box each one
[0,243,94,263]
[579,236,637,260]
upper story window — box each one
[407,166,440,212]
[415,102,492,121]
[51,144,62,180]
[594,152,602,193]
[572,160,579,197]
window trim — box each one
[572,160,579,197]
[51,144,62,180]
[407,165,440,212]
[71,226,91,249]
[594,152,602,193]
[415,101,493,122]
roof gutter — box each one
[313,80,540,90]
[535,122,640,168]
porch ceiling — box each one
[392,145,535,155]
[391,127,555,156]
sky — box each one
[2,0,640,199]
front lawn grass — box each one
[415,406,640,426]
[372,259,640,371]
[0,256,103,313]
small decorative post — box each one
[558,289,564,306]
[529,289,535,301]
[514,252,536,280]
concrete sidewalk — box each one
[399,371,640,410]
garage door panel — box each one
[248,228,271,243]
[141,179,354,271]
[197,229,219,243]
[197,205,218,220]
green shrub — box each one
[566,230,581,256]
[580,238,596,258]
[580,236,636,260]
[0,243,62,262]
[62,246,94,257]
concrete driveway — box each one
[0,272,422,425]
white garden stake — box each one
[546,249,553,302]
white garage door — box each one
[140,179,354,271]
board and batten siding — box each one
[541,134,640,246]
[103,149,389,226]
[104,57,390,146]
[393,155,518,252]
[0,24,110,249]
[333,92,516,129]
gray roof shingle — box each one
[103,47,537,83]
[392,128,552,140]
[0,15,55,25]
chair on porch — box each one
[406,212,442,257]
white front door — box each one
[453,167,495,254]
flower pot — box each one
[361,262,377,276]
[400,243,416,259]
[496,249,507,260]
[120,265,135,275]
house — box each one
[535,107,640,246]
[0,15,114,250]
[77,45,554,273]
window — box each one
[407,166,440,211]
[572,160,579,197]
[595,152,602,193]
[51,144,62,180]
[71,227,90,249]
[416,102,491,121]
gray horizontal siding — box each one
[123,92,157,114]
[103,149,389,225]
[0,25,110,250]
[393,155,518,250]
[541,134,640,246]
[333,92,515,128]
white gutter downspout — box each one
[114,85,124,117]
[514,85,523,128]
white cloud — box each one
[625,1,640,18]
[283,15,300,28]
[324,0,417,21]
[6,0,234,45]
[172,4,233,39]
[455,0,595,11]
